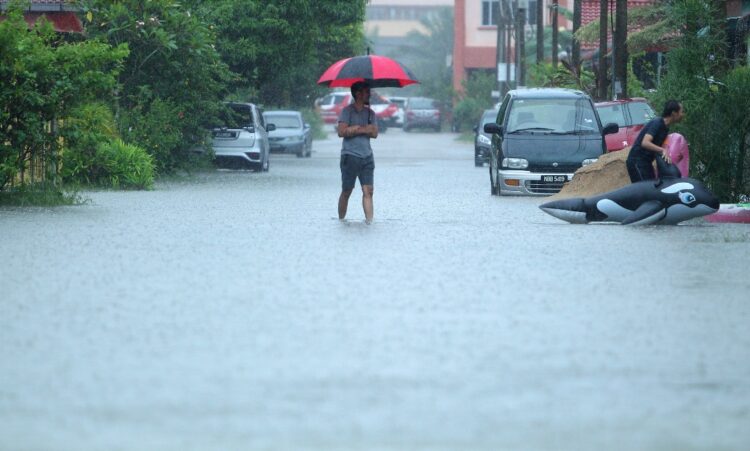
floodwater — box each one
[1,128,749,451]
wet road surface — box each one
[2,128,749,451]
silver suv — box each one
[211,102,275,171]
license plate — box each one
[214,131,235,138]
[542,175,567,183]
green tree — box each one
[79,0,233,173]
[201,0,367,108]
[655,0,749,201]
[392,8,454,119]
[0,1,127,190]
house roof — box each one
[0,1,82,33]
[581,0,656,27]
[579,0,658,51]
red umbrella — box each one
[317,54,419,88]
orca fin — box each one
[622,200,666,225]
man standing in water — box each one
[337,81,378,223]
[626,100,685,182]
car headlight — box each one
[501,158,529,169]
[477,134,491,145]
[582,158,598,166]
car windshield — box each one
[628,101,655,125]
[218,104,253,128]
[264,114,300,129]
[596,104,628,127]
[507,98,597,134]
[391,98,406,107]
[409,98,436,109]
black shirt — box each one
[628,117,668,163]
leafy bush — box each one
[95,139,155,190]
[301,107,327,140]
[527,62,596,95]
[60,103,119,185]
[654,0,749,201]
[0,3,127,192]
[118,99,184,174]
[452,71,496,132]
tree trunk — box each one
[598,0,608,100]
[572,0,582,69]
[536,0,544,63]
[552,0,559,67]
[614,0,628,98]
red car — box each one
[316,91,351,125]
[315,91,398,129]
[595,98,656,152]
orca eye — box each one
[679,192,696,204]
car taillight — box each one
[246,152,260,160]
[407,111,415,118]
[433,111,440,117]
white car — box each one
[211,102,275,171]
[389,96,407,127]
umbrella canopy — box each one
[317,55,419,88]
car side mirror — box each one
[484,123,503,135]
[243,125,256,133]
[304,122,310,129]
[602,122,619,135]
[472,125,478,133]
[266,123,276,132]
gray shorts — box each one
[340,154,374,190]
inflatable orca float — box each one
[539,178,719,225]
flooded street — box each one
[2,129,749,451]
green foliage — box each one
[0,1,127,191]
[202,0,367,108]
[95,139,155,189]
[60,103,119,184]
[0,182,84,206]
[654,0,748,201]
[300,107,327,140]
[118,98,185,174]
[391,7,454,111]
[80,0,232,173]
[453,71,496,132]
[527,62,596,95]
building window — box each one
[482,0,500,26]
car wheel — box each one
[296,149,304,158]
[489,157,498,195]
[403,124,410,132]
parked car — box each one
[263,110,312,158]
[473,109,498,167]
[403,97,441,132]
[316,91,351,125]
[483,88,619,196]
[389,96,407,127]
[595,98,656,152]
[368,91,399,131]
[211,102,275,171]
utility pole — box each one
[536,0,544,64]
[517,6,526,86]
[551,0,559,67]
[614,0,628,98]
[572,0,581,69]
[496,0,506,95]
[597,0,608,100]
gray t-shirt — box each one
[339,104,374,158]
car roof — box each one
[594,97,650,107]
[508,88,589,99]
[263,110,301,116]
